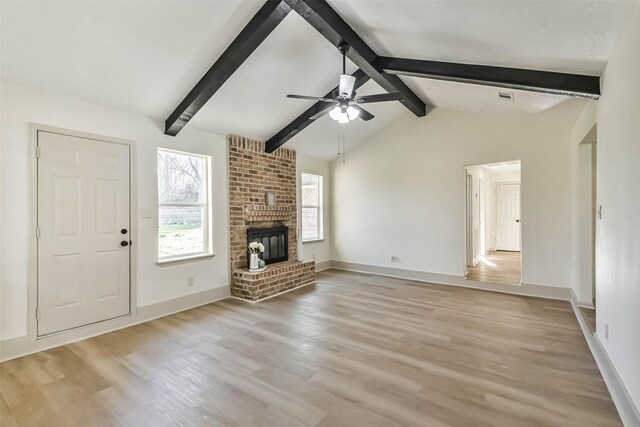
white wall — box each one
[1,81,229,341]
[330,101,585,288]
[296,155,331,267]
[594,2,640,411]
[570,101,598,304]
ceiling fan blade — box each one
[354,93,405,103]
[287,94,336,102]
[352,105,375,121]
[339,74,356,97]
[310,108,333,120]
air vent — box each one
[498,91,515,102]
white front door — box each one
[37,131,130,336]
[496,183,521,251]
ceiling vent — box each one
[498,91,515,102]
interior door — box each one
[496,183,521,251]
[37,131,130,336]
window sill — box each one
[157,253,215,266]
[302,239,325,244]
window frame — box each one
[301,172,324,243]
[157,148,213,264]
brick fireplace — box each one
[228,135,314,301]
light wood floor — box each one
[466,250,521,285]
[1,270,620,427]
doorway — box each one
[465,161,522,285]
[37,130,131,336]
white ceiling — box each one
[327,0,635,75]
[403,77,568,116]
[0,0,265,119]
[482,161,522,174]
[1,0,636,160]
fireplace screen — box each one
[247,226,288,266]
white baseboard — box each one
[570,291,640,427]
[315,260,332,272]
[0,286,229,363]
[329,260,570,300]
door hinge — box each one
[36,227,41,239]
[36,308,40,319]
[36,146,41,158]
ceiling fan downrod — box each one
[338,43,350,74]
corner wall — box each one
[594,2,640,414]
[330,102,586,288]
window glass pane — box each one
[302,207,319,240]
[301,174,319,206]
[158,150,205,204]
[158,206,205,258]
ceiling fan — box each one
[286,44,405,124]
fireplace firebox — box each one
[247,226,288,266]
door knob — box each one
[516,219,520,223]
[121,228,128,234]
[120,240,129,247]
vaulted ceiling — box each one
[1,0,635,160]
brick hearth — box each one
[231,260,315,301]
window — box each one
[157,148,212,262]
[301,173,323,242]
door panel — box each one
[96,179,119,234]
[496,183,521,251]
[53,253,82,307]
[38,131,130,336]
[53,176,80,236]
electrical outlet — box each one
[187,277,195,288]
[312,253,316,260]
[605,323,609,340]
[390,254,398,262]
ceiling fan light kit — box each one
[329,103,360,123]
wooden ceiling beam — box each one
[164,0,291,136]
[377,56,600,99]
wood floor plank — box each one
[0,269,621,426]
